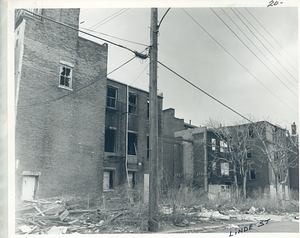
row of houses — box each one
[15,8,298,202]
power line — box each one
[245,8,298,65]
[211,8,297,98]
[230,8,298,85]
[158,8,171,29]
[130,63,149,86]
[236,8,298,76]
[17,56,137,109]
[90,8,130,30]
[181,8,298,116]
[21,9,147,58]
[79,26,148,47]
[158,60,253,123]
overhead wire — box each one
[158,8,171,29]
[90,8,129,30]
[21,9,147,58]
[236,8,298,76]
[79,26,148,47]
[130,63,149,86]
[210,8,297,98]
[158,61,253,123]
[230,8,298,85]
[17,56,137,109]
[245,8,298,65]
[181,8,298,116]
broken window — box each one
[128,132,137,155]
[103,170,114,190]
[105,128,116,152]
[129,93,137,114]
[221,162,229,176]
[249,170,256,180]
[220,140,227,153]
[212,161,217,175]
[147,135,150,159]
[128,171,136,189]
[59,65,72,89]
[211,138,216,151]
[107,86,117,108]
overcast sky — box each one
[78,6,298,131]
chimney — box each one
[189,120,191,125]
[292,122,296,135]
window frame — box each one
[249,169,256,180]
[127,132,138,155]
[106,85,118,109]
[128,92,137,115]
[105,127,117,153]
[221,162,229,176]
[103,169,115,190]
[211,138,216,151]
[58,61,74,91]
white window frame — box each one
[211,138,216,151]
[58,61,74,91]
[128,92,137,115]
[220,140,227,153]
[107,85,118,109]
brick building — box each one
[14,8,163,201]
[103,79,163,198]
[163,111,291,199]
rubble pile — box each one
[15,199,143,235]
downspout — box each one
[125,86,131,190]
[204,127,208,192]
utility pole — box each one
[148,8,159,232]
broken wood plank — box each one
[34,206,45,216]
[25,225,38,235]
[68,209,97,214]
[59,209,69,221]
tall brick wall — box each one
[15,9,108,199]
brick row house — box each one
[163,109,293,199]
[14,8,163,201]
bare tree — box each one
[253,121,298,199]
[207,119,258,198]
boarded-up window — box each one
[103,171,114,190]
[221,162,229,176]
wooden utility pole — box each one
[148,8,159,232]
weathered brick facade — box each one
[15,9,108,199]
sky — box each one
[7,1,299,131]
[77,5,298,131]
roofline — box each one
[107,78,163,98]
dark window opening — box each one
[248,128,254,138]
[105,128,115,152]
[249,170,256,180]
[129,93,137,114]
[59,66,72,88]
[128,132,137,155]
[247,152,252,158]
[107,86,117,108]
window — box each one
[59,63,73,89]
[128,171,136,189]
[221,162,229,176]
[212,161,217,175]
[15,30,19,48]
[147,135,150,159]
[128,132,137,155]
[249,170,256,180]
[103,170,114,190]
[107,86,117,108]
[129,93,137,114]
[220,140,227,153]
[248,128,254,138]
[247,150,252,159]
[105,128,116,152]
[211,138,216,151]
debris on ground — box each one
[246,206,256,214]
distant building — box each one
[289,122,299,192]
[14,8,163,201]
[163,112,291,200]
